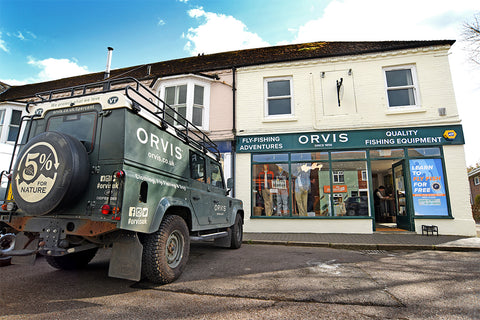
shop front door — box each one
[393,161,414,231]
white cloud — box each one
[0,79,28,86]
[293,0,477,42]
[15,31,25,41]
[184,7,269,55]
[1,57,89,85]
[158,19,166,26]
[0,32,8,52]
[27,57,89,82]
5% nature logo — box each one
[16,142,60,200]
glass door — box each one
[393,161,413,231]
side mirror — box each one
[226,178,233,196]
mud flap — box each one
[11,232,38,265]
[213,228,232,248]
[108,233,143,282]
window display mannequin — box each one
[295,164,311,216]
[275,166,289,216]
[258,164,274,216]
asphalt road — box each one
[1,243,479,319]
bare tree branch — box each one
[463,13,480,65]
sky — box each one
[0,0,479,165]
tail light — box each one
[101,204,111,215]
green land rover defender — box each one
[0,78,244,284]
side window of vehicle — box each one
[190,152,205,182]
[210,161,224,189]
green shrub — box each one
[472,204,480,222]
[475,194,480,206]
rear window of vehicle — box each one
[47,111,97,152]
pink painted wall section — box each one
[206,70,234,141]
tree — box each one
[463,13,480,65]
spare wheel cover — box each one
[12,131,89,216]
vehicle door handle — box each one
[193,196,200,201]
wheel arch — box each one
[149,197,193,233]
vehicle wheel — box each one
[230,213,243,249]
[45,248,98,270]
[0,233,15,267]
[12,131,90,215]
[141,215,190,284]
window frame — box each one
[474,176,480,186]
[158,75,211,131]
[264,76,294,119]
[383,65,420,109]
[333,170,345,183]
[0,106,24,144]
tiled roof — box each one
[0,40,455,102]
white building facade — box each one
[234,41,476,236]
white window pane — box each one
[7,126,19,141]
[177,106,187,126]
[165,87,175,105]
[268,98,291,115]
[388,89,415,106]
[192,106,202,126]
[11,110,22,125]
[386,69,413,87]
[194,85,204,106]
[178,85,187,104]
[0,110,5,125]
[268,80,290,97]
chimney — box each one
[104,47,114,79]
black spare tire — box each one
[12,131,90,216]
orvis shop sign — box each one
[236,125,464,153]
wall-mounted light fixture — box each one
[321,72,325,78]
[348,69,352,76]
[336,78,344,107]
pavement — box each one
[243,223,480,251]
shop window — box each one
[264,77,293,117]
[408,147,441,157]
[384,66,419,108]
[292,162,329,217]
[251,153,369,218]
[370,149,405,158]
[253,163,290,216]
[331,150,365,160]
[291,152,328,161]
[253,153,288,163]
[330,161,369,217]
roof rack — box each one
[31,77,220,161]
